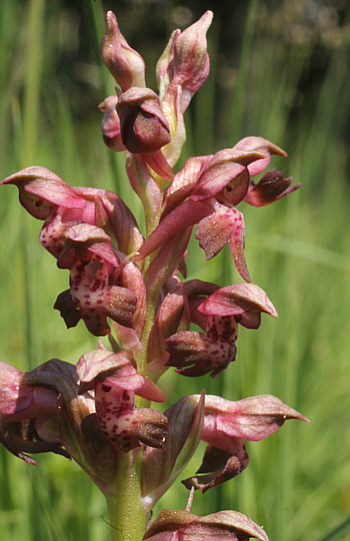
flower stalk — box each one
[106,451,149,541]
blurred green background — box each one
[0,0,349,540]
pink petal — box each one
[98,192,143,255]
[203,394,309,442]
[233,136,287,177]
[162,155,209,217]
[192,153,247,201]
[1,167,86,219]
[77,349,131,386]
[198,283,278,326]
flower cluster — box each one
[0,11,306,541]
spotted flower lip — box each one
[54,223,137,336]
[166,316,238,378]
[147,279,219,372]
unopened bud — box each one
[100,11,145,91]
[172,11,213,94]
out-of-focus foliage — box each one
[0,1,349,540]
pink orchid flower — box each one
[136,137,299,282]
[165,283,277,377]
[0,359,89,465]
[182,393,309,491]
[77,348,168,452]
[54,223,137,336]
[1,166,143,259]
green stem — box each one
[106,451,150,541]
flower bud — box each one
[100,11,145,91]
[156,11,213,116]
[171,11,213,112]
[117,88,171,154]
[54,224,137,336]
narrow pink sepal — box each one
[98,191,143,256]
[136,198,214,260]
[161,84,187,168]
[147,279,189,365]
[144,228,192,299]
[143,150,174,182]
[119,260,146,338]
